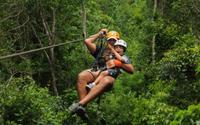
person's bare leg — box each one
[93,70,109,85]
[76,70,99,100]
[79,76,115,106]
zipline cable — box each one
[0,39,83,60]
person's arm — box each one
[84,29,108,54]
[110,54,134,74]
[107,59,134,74]
[121,63,134,74]
[108,44,124,62]
[120,55,134,74]
[84,33,98,54]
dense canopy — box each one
[0,0,200,124]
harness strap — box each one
[91,38,108,71]
[86,70,96,82]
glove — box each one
[99,29,108,37]
[113,59,122,67]
[99,31,106,36]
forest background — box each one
[0,0,200,125]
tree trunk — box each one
[40,8,58,96]
[49,7,58,96]
[157,0,165,16]
[151,0,157,64]
[151,35,156,64]
[81,0,87,39]
[81,0,87,54]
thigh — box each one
[98,76,115,91]
[97,70,109,78]
[79,69,101,83]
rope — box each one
[0,39,83,60]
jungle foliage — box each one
[0,0,200,124]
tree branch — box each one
[51,7,56,44]
[30,24,51,62]
[9,16,29,31]
[0,10,23,23]
[40,11,53,43]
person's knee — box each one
[101,77,114,86]
[77,72,87,81]
[101,71,109,76]
[77,71,93,83]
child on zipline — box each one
[86,39,130,90]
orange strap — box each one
[106,59,122,69]
[113,59,122,67]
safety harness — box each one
[91,37,108,72]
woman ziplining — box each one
[68,28,134,122]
